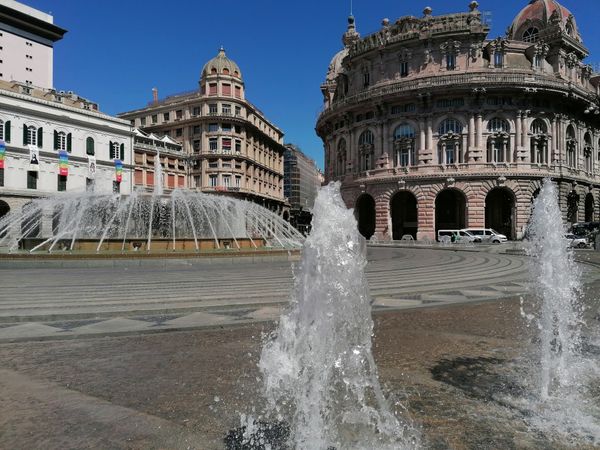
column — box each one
[468,114,475,150]
[503,141,508,163]
[426,117,433,153]
[523,114,530,159]
[476,114,483,149]
[551,116,557,163]
[515,111,522,149]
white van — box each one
[437,229,482,243]
[462,228,508,243]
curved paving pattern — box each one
[0,247,597,341]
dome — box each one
[508,0,582,43]
[201,47,242,80]
[323,16,360,83]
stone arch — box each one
[585,192,594,222]
[483,114,515,133]
[432,114,468,135]
[485,187,516,240]
[355,193,376,239]
[389,119,419,138]
[390,190,418,239]
[435,188,467,236]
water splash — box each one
[154,149,164,196]
[258,182,418,449]
[525,178,600,442]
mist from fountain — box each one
[154,149,164,196]
[0,188,303,253]
[524,178,600,442]
[255,182,418,449]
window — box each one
[336,139,347,176]
[362,70,370,88]
[494,51,503,68]
[209,138,218,152]
[57,175,67,192]
[358,130,375,146]
[27,171,37,189]
[223,175,231,187]
[86,178,94,191]
[222,104,231,115]
[176,110,183,120]
[533,54,542,68]
[209,104,218,114]
[391,104,416,114]
[56,131,67,151]
[152,115,158,124]
[208,123,219,132]
[222,161,232,168]
[193,125,201,134]
[25,125,37,146]
[222,84,231,96]
[193,140,201,152]
[109,141,121,159]
[487,118,509,133]
[358,130,374,171]
[235,176,241,188]
[192,106,201,116]
[209,174,218,187]
[162,112,169,122]
[393,124,416,167]
[235,106,242,117]
[446,53,456,70]
[438,119,463,135]
[235,139,242,153]
[208,160,218,168]
[566,125,577,167]
[176,128,183,137]
[234,125,241,134]
[222,123,232,133]
[435,98,464,108]
[222,138,232,153]
[0,168,3,187]
[112,181,120,193]
[209,83,217,95]
[86,137,95,156]
[400,61,409,77]
[235,86,242,98]
[140,117,146,126]
[523,27,539,43]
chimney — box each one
[152,87,158,104]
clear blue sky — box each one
[24,0,600,169]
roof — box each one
[509,0,581,43]
[201,47,242,81]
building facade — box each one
[283,143,322,233]
[316,0,600,241]
[120,48,287,214]
[132,129,186,193]
[0,1,133,222]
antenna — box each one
[350,0,353,16]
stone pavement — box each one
[0,246,598,342]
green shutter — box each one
[86,137,94,155]
[54,130,58,149]
[109,141,113,159]
[37,127,43,148]
[67,133,72,152]
[4,121,10,143]
[120,143,124,161]
[23,125,28,145]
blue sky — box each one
[24,0,600,169]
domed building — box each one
[316,0,600,241]
[120,48,287,214]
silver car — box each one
[565,234,588,249]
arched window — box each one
[566,125,577,168]
[56,131,67,151]
[487,118,510,163]
[336,139,347,177]
[530,119,549,164]
[393,124,416,167]
[523,27,539,43]
[86,137,95,156]
[584,132,593,173]
[24,125,40,146]
[438,119,463,165]
[438,118,463,135]
[487,118,509,133]
[358,130,375,171]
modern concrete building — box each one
[0,1,133,221]
[316,0,600,241]
[283,143,321,233]
[120,48,287,214]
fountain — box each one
[0,188,303,254]
[229,182,418,449]
[524,178,600,442]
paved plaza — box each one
[2,246,597,342]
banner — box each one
[114,159,123,182]
[28,144,39,171]
[87,155,96,179]
[58,150,69,176]
[0,140,5,169]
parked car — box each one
[462,228,508,243]
[565,234,588,249]
[571,222,600,237]
[437,229,482,243]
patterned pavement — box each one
[0,246,598,342]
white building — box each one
[0,0,133,219]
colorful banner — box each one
[114,159,123,182]
[28,144,39,171]
[0,140,5,169]
[58,150,69,176]
[88,155,96,179]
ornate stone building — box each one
[316,0,600,241]
[120,48,286,214]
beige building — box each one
[316,0,600,241]
[120,48,287,213]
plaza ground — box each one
[0,247,599,449]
